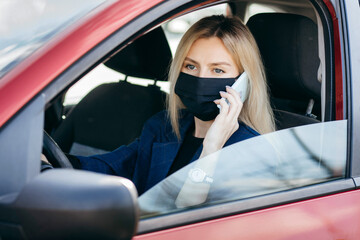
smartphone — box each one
[217,72,249,109]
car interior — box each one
[51,27,171,155]
[44,0,329,159]
[247,12,321,130]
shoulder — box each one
[142,110,171,133]
[145,110,169,125]
[141,110,178,141]
[145,109,193,128]
[239,122,260,137]
[226,122,259,145]
[142,109,194,141]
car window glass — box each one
[0,0,106,79]
[139,120,347,218]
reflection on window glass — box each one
[0,0,105,79]
[139,120,347,218]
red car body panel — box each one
[136,190,360,240]
[323,0,344,120]
[0,0,163,128]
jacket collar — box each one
[145,110,195,191]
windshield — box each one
[139,120,347,218]
[0,0,106,79]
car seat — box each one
[52,27,172,155]
[247,13,321,130]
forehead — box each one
[186,37,235,64]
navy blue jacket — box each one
[77,110,259,195]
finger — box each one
[220,90,239,120]
[214,99,223,113]
[215,97,229,115]
[226,86,242,105]
[214,99,221,105]
[226,86,243,117]
[41,154,49,164]
[221,89,237,110]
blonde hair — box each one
[167,15,275,138]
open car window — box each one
[139,120,347,218]
[63,4,228,108]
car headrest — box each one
[247,13,321,101]
[105,27,172,81]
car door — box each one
[133,0,360,239]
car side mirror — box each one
[0,169,139,240]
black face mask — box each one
[175,72,237,121]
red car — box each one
[0,0,359,239]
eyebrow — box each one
[184,57,232,67]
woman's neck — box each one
[193,117,214,138]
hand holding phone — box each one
[217,72,249,109]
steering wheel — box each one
[43,131,73,169]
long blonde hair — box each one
[168,15,275,138]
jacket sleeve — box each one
[75,111,165,179]
[76,139,140,179]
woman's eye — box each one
[186,64,196,70]
[214,68,225,74]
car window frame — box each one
[36,0,355,235]
[337,0,360,181]
[0,94,45,196]
[138,178,354,234]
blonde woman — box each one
[66,15,275,196]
